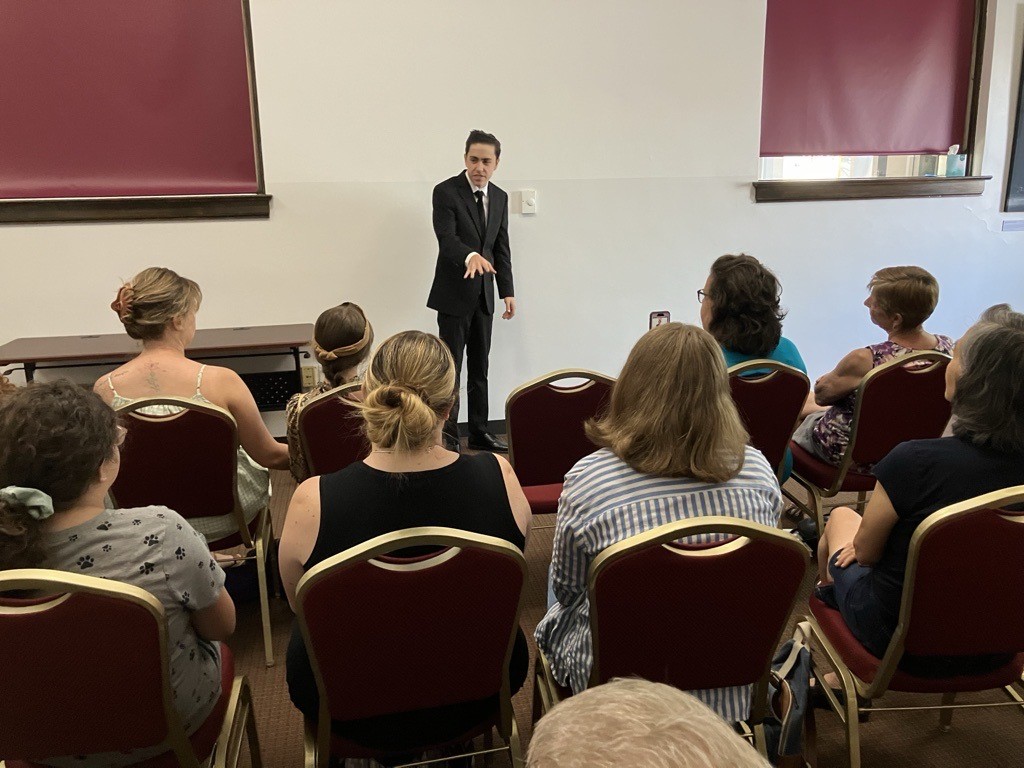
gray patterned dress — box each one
[37,506,227,767]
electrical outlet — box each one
[301,366,317,389]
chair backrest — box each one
[588,517,809,721]
[728,361,810,477]
[111,397,242,527]
[0,570,198,766]
[297,382,368,476]
[873,486,1024,687]
[295,527,526,726]
[845,352,951,470]
[505,370,614,487]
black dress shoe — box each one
[443,434,461,453]
[467,432,508,452]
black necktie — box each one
[474,190,486,244]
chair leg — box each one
[939,692,956,731]
[302,719,318,768]
[243,681,263,768]
[836,669,862,768]
[255,529,274,667]
[856,490,868,510]
[810,487,826,541]
[508,713,525,768]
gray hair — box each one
[527,678,771,768]
[951,304,1024,453]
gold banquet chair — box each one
[295,527,527,768]
[799,486,1024,768]
[534,516,808,758]
[111,396,276,666]
[0,569,261,768]
[787,351,951,536]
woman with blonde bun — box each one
[96,267,288,540]
[284,301,373,482]
[278,330,531,745]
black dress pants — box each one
[437,291,492,441]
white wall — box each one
[2,0,1022,421]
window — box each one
[755,0,988,201]
[0,0,269,223]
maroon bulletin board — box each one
[0,0,269,222]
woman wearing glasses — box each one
[0,380,236,767]
[697,254,806,374]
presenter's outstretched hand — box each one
[502,297,516,320]
[464,253,497,279]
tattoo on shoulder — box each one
[146,364,161,393]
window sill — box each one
[0,193,272,224]
[752,176,990,203]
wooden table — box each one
[0,323,314,383]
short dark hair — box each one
[706,254,786,357]
[465,130,501,158]
[951,304,1024,453]
[0,380,118,568]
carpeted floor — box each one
[224,461,1024,767]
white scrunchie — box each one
[0,486,55,521]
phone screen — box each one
[649,311,671,330]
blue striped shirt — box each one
[534,445,782,723]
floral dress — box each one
[810,335,954,466]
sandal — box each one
[809,678,872,722]
[215,548,255,569]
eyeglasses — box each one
[115,425,127,447]
[696,289,707,304]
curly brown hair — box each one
[0,380,118,569]
[705,254,787,357]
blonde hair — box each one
[112,267,202,341]
[586,323,748,482]
[359,331,456,451]
[867,266,939,332]
[527,678,771,768]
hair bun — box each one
[110,283,135,322]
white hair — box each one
[527,678,771,768]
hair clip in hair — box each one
[0,486,55,521]
[110,283,135,321]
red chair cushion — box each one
[809,597,1024,694]
[523,483,563,515]
[8,644,235,768]
[790,441,875,493]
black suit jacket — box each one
[427,172,514,317]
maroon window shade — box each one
[0,0,259,199]
[760,0,977,157]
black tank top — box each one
[304,452,524,570]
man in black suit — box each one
[427,130,515,453]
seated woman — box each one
[699,253,806,373]
[284,301,373,482]
[793,266,953,467]
[0,380,235,767]
[817,305,1024,669]
[700,253,807,479]
[278,330,532,750]
[95,267,288,540]
[534,323,782,724]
